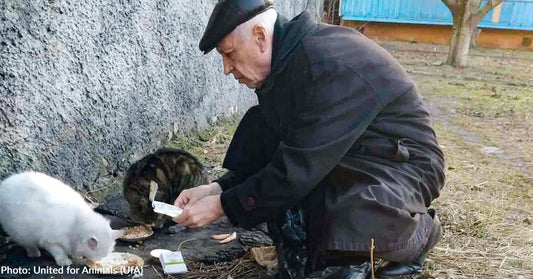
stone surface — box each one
[94,195,137,226]
[0,193,274,278]
[0,0,320,190]
[0,217,272,279]
[95,194,273,261]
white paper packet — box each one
[159,251,188,274]
[152,201,183,218]
[149,181,183,218]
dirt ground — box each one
[387,41,533,279]
[165,42,533,279]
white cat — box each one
[0,171,123,266]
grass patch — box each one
[164,116,240,178]
[472,46,533,60]
[415,72,533,188]
[416,76,533,118]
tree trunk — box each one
[444,0,505,67]
[447,24,474,67]
[447,6,474,67]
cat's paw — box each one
[55,257,72,266]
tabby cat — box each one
[123,148,209,226]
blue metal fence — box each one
[341,0,533,31]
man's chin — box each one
[243,81,264,89]
[235,77,264,88]
[241,81,255,89]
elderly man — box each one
[174,1,445,278]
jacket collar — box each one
[256,11,316,94]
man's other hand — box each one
[172,195,225,228]
[174,182,222,209]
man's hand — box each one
[173,195,225,228]
[174,182,222,209]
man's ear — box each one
[252,25,268,52]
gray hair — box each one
[232,8,278,43]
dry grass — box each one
[165,117,239,180]
[425,124,533,279]
[396,42,533,279]
[150,252,270,279]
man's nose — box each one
[222,56,233,75]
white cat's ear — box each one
[112,229,124,240]
[88,236,98,250]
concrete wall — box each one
[0,0,321,190]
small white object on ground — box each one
[159,251,188,274]
[150,249,172,258]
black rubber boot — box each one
[376,209,442,278]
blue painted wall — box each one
[341,0,533,31]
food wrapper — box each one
[152,201,183,218]
[149,180,182,218]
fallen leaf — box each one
[251,246,277,268]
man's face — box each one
[216,30,271,89]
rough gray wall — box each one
[0,0,321,189]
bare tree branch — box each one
[470,0,483,10]
[474,0,505,19]
[442,0,460,14]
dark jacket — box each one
[217,11,445,257]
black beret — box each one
[199,0,274,54]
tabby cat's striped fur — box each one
[123,148,209,225]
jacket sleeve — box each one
[214,171,246,191]
[220,69,385,228]
[214,105,281,191]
